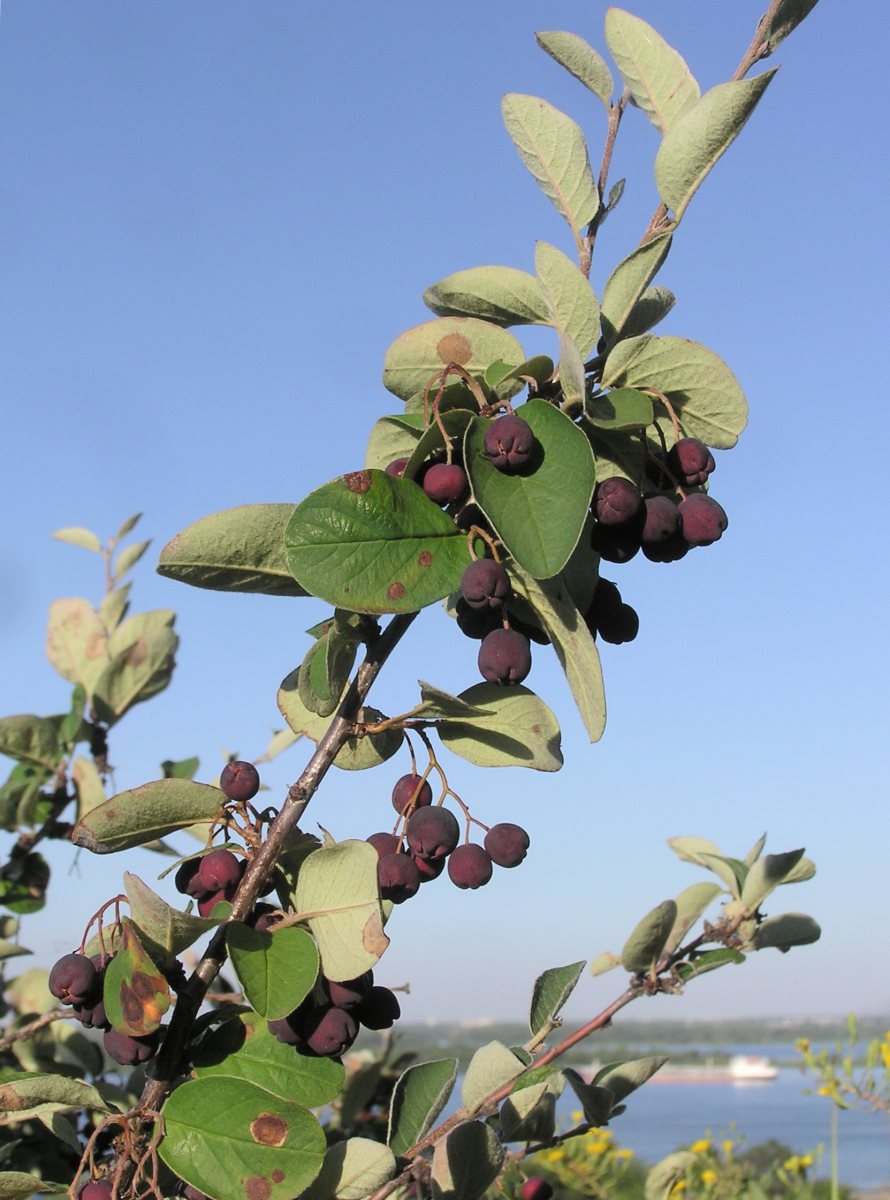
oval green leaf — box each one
[604,9,700,134]
[364,414,425,471]
[461,1042,525,1115]
[535,31,613,109]
[45,599,109,696]
[465,400,595,580]
[383,317,525,402]
[103,919,171,1037]
[277,671,403,772]
[301,1138,396,1200]
[125,872,221,964]
[227,924,319,1021]
[158,504,308,597]
[72,778,225,854]
[159,1077,325,1200]
[431,1120,504,1200]
[535,242,599,359]
[285,471,473,615]
[529,960,586,1037]
[437,683,563,772]
[387,1058,458,1157]
[600,233,672,348]
[423,266,548,327]
[620,900,678,973]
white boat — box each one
[649,1054,779,1084]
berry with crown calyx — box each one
[219,760,260,802]
[478,627,531,685]
[483,414,534,471]
[461,558,511,611]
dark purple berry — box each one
[483,823,530,868]
[423,463,468,505]
[49,953,100,1006]
[367,832,403,858]
[461,559,511,611]
[391,774,433,814]
[73,998,109,1030]
[104,1027,159,1066]
[642,531,689,563]
[182,1187,212,1200]
[448,844,494,890]
[377,853,421,904]
[78,1182,113,1200]
[406,806,460,859]
[641,494,681,545]
[325,972,373,1009]
[594,477,642,526]
[303,1005,358,1057]
[248,903,278,932]
[520,1179,554,1200]
[197,849,241,894]
[455,598,499,641]
[478,628,531,686]
[678,494,728,546]
[483,414,535,471]
[385,457,409,478]
[174,858,205,898]
[667,438,715,486]
[268,1015,306,1046]
[411,853,446,882]
[590,512,643,563]
[198,889,230,918]
[356,986,401,1030]
[589,579,623,627]
[597,603,639,645]
[219,760,260,802]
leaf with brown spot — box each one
[103,918,171,1036]
[45,599,110,695]
[73,777,226,854]
[159,1077,325,1200]
[382,317,525,401]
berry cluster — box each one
[389,412,540,688]
[49,950,161,1066]
[370,773,530,899]
[591,438,727,566]
[268,969,400,1058]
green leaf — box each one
[114,512,143,542]
[561,1069,615,1127]
[601,334,747,448]
[299,629,358,719]
[461,1042,525,1115]
[194,1013,344,1107]
[465,400,594,579]
[622,287,676,340]
[383,317,525,402]
[662,882,722,957]
[431,1120,504,1200]
[51,527,102,554]
[158,504,308,597]
[437,683,562,772]
[752,912,821,953]
[228,924,319,1021]
[72,778,224,854]
[364,414,426,472]
[535,242,599,359]
[103,918,171,1036]
[699,852,747,897]
[743,832,767,868]
[0,941,30,962]
[423,266,549,327]
[414,682,486,721]
[535,31,613,109]
[529,961,585,1037]
[387,1059,458,1157]
[655,72,776,220]
[159,1077,325,1200]
[675,947,745,981]
[586,387,654,430]
[277,672,403,771]
[604,9,700,134]
[161,756,201,780]
[782,856,816,885]
[112,539,151,581]
[556,334,586,407]
[740,849,805,912]
[92,622,178,726]
[599,233,672,348]
[71,757,105,821]
[0,717,60,772]
[0,1173,67,1198]
[99,583,131,632]
[498,1074,562,1143]
[285,471,473,615]
[491,356,555,400]
[45,599,109,696]
[764,0,820,50]
[0,1072,107,1117]
[667,834,722,867]
[0,852,49,915]
[620,900,677,973]
[300,1138,396,1200]
[645,1151,697,1200]
[6,968,54,1016]
[294,840,388,982]
[510,567,606,743]
[593,1055,668,1102]
[124,872,221,964]
[403,410,476,482]
[501,94,599,241]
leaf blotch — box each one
[0,1086,27,1111]
[271,1172,285,1185]
[387,582,406,600]
[250,1114,288,1148]
[437,332,472,365]
[245,1177,272,1200]
[344,471,372,494]
[417,551,433,567]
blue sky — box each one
[1,1,888,1028]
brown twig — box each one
[581,86,631,274]
[0,1008,68,1054]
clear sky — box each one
[1,1,888,1030]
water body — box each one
[554,1067,889,1189]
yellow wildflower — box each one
[614,1148,634,1160]
[690,1138,711,1155]
[881,1041,890,1069]
[800,1153,814,1168]
[545,1149,564,1163]
[797,1037,810,1051]
[721,1139,734,1157]
[783,1156,801,1172]
[700,1169,717,1187]
[669,1182,687,1196]
[571,1109,583,1123]
[588,1140,610,1156]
